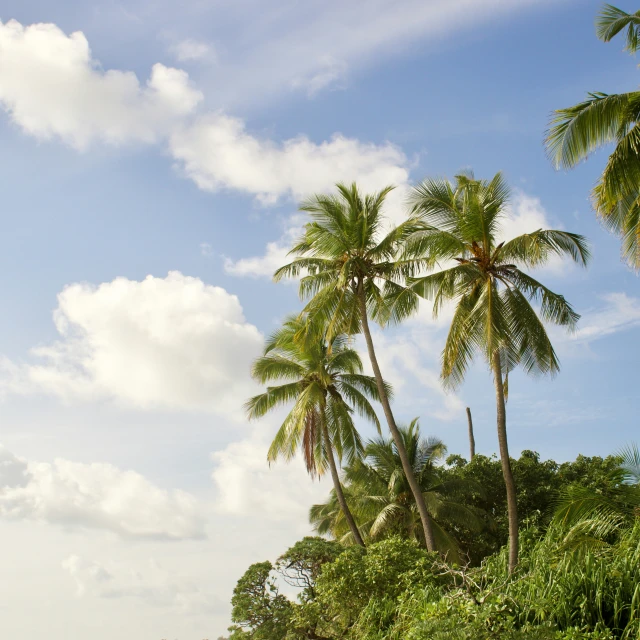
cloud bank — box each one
[0,445,205,539]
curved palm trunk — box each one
[491,351,518,573]
[321,423,365,548]
[466,407,476,460]
[356,282,437,553]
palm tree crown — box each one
[404,172,590,387]
[273,183,422,334]
[246,315,384,476]
[545,5,640,268]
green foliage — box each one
[229,447,640,640]
[275,536,344,598]
[229,561,293,639]
[307,537,440,638]
[311,420,486,557]
[441,451,623,563]
[546,5,640,269]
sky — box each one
[0,0,639,637]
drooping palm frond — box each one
[546,9,640,268]
[596,4,640,52]
[404,172,588,388]
[247,314,384,476]
[552,449,640,551]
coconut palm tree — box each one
[245,315,387,547]
[272,183,440,550]
[546,5,640,269]
[403,172,590,571]
[310,420,485,561]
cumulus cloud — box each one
[0,19,413,206]
[0,272,262,414]
[0,20,202,149]
[170,112,409,203]
[0,445,205,539]
[63,554,223,614]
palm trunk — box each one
[466,407,476,460]
[491,351,518,573]
[322,423,365,548]
[356,281,437,553]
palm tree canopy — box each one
[245,315,387,475]
[273,182,424,338]
[545,5,640,268]
[310,419,486,558]
[402,172,590,388]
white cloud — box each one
[200,241,214,257]
[193,0,569,109]
[0,19,413,207]
[292,56,348,97]
[0,19,202,149]
[169,38,215,63]
[0,445,205,539]
[575,293,640,342]
[170,112,409,203]
[0,272,262,415]
[224,217,304,278]
[211,425,330,530]
[363,324,464,423]
[62,554,223,614]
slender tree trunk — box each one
[491,351,518,573]
[466,407,476,460]
[322,423,365,548]
[356,281,437,552]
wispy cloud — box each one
[169,38,216,63]
[575,293,640,342]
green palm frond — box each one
[545,13,640,268]
[248,314,385,485]
[311,421,489,554]
[499,229,590,267]
[619,443,640,485]
[596,4,640,52]
[407,172,586,388]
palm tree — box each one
[546,5,640,269]
[404,172,590,571]
[245,315,386,547]
[553,443,640,550]
[310,420,485,561]
[272,183,440,550]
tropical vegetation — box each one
[224,4,640,639]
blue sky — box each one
[0,1,639,637]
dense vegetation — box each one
[226,448,640,639]
[225,5,640,639]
